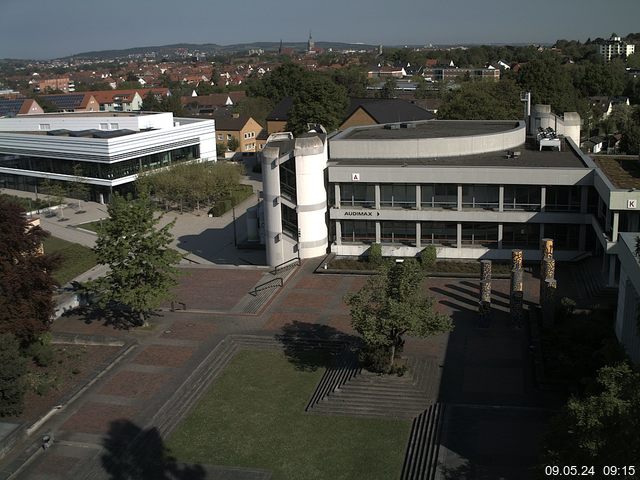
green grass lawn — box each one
[75,221,102,233]
[43,236,97,285]
[167,350,411,480]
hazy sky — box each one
[1,0,639,59]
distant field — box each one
[43,236,97,285]
[167,349,410,480]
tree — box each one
[70,164,90,211]
[0,333,27,417]
[437,79,523,120]
[378,77,397,99]
[226,136,240,152]
[87,194,182,326]
[345,260,453,372]
[0,197,58,345]
[543,363,640,466]
[331,67,369,97]
[246,63,309,104]
[620,125,640,155]
[141,91,161,111]
[234,96,274,128]
[286,76,348,135]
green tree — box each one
[414,78,431,100]
[516,55,581,113]
[331,67,369,97]
[0,333,27,416]
[246,63,309,104]
[141,91,161,111]
[345,260,453,372]
[234,96,274,128]
[70,164,90,211]
[226,136,240,152]
[437,79,523,120]
[620,125,640,154]
[286,75,348,135]
[87,194,182,326]
[377,77,397,99]
[0,197,58,345]
[543,363,640,466]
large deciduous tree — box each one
[286,76,348,135]
[543,362,640,466]
[87,194,182,326]
[345,260,452,372]
[0,197,58,345]
[0,333,27,417]
[437,79,523,120]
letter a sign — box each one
[352,173,360,181]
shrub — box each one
[27,333,54,367]
[558,297,577,320]
[0,334,27,416]
[359,344,390,373]
[368,243,383,267]
[419,245,437,269]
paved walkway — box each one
[1,258,564,480]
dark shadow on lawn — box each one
[275,321,361,371]
[102,419,205,480]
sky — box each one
[1,0,639,59]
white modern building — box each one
[0,112,216,203]
[599,35,635,62]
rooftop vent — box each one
[384,124,401,130]
[400,123,416,129]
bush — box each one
[419,245,437,269]
[359,344,390,373]
[0,334,27,416]
[27,333,54,367]
[368,243,383,267]
[558,297,577,320]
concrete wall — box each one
[330,121,526,159]
[615,232,640,363]
[0,112,175,132]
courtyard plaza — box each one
[0,254,568,480]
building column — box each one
[539,224,545,246]
[456,223,462,249]
[375,221,381,244]
[416,185,421,210]
[416,222,421,249]
[579,224,586,251]
[580,185,589,214]
[335,221,342,246]
[375,184,381,210]
[334,184,341,208]
[608,255,617,287]
[457,185,463,211]
[612,211,620,241]
[540,186,546,212]
[498,223,503,249]
[498,185,504,212]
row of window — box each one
[337,183,590,212]
[0,145,199,180]
[339,221,580,249]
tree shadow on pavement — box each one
[275,321,361,372]
[71,305,162,330]
[101,419,205,480]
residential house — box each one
[181,92,247,116]
[39,93,100,112]
[0,98,44,118]
[212,111,262,157]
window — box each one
[380,184,416,208]
[381,221,416,245]
[504,186,541,211]
[462,185,499,210]
[282,205,298,239]
[340,183,375,207]
[217,134,223,141]
[421,184,457,209]
[99,123,108,130]
[244,143,255,151]
[109,123,119,130]
[226,134,232,141]
[461,223,498,247]
[244,131,255,139]
[341,221,376,243]
[544,224,579,250]
[545,186,580,212]
[502,223,540,248]
[421,222,457,246]
[39,124,50,131]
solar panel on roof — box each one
[0,99,25,117]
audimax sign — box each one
[342,211,380,217]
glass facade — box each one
[544,224,580,250]
[341,220,376,243]
[279,160,296,202]
[461,223,498,247]
[421,184,457,209]
[545,186,581,212]
[502,223,540,248]
[380,184,416,209]
[0,145,199,181]
[462,185,499,210]
[340,183,375,207]
[421,222,457,246]
[282,204,298,239]
[504,186,541,211]
[380,221,416,245]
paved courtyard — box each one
[3,259,561,480]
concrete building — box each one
[0,112,216,203]
[599,35,635,62]
[615,232,640,363]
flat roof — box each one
[9,112,157,118]
[594,156,640,189]
[340,120,520,140]
[330,137,588,169]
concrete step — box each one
[401,403,446,480]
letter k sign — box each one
[629,199,637,209]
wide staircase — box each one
[308,356,440,419]
[400,403,447,480]
[571,257,617,306]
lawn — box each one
[43,236,97,285]
[76,220,102,233]
[1,193,51,212]
[167,350,411,480]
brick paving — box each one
[9,262,561,480]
